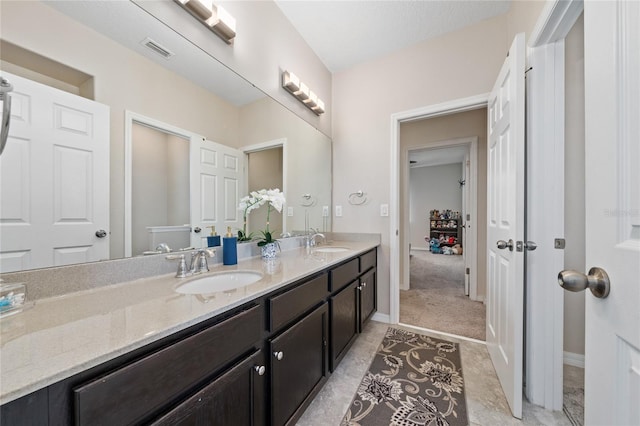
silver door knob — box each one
[193,227,202,233]
[254,365,266,376]
[273,351,284,361]
[496,239,514,251]
[95,230,107,238]
[524,241,537,251]
[558,267,610,299]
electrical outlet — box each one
[287,207,294,217]
[380,204,389,217]
[322,205,329,217]
[335,205,343,217]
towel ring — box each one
[348,190,367,206]
[300,193,316,207]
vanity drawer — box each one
[359,249,377,273]
[329,258,359,292]
[74,304,262,426]
[269,274,328,332]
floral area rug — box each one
[341,328,468,426]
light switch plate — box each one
[287,207,294,217]
[380,204,389,217]
[335,205,343,217]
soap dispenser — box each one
[222,226,237,265]
[206,226,221,247]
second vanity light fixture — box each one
[174,0,236,44]
[282,71,325,115]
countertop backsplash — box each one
[0,233,380,302]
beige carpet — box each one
[400,250,486,341]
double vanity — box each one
[0,237,379,425]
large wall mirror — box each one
[0,0,331,272]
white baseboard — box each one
[563,351,585,368]
[371,312,391,323]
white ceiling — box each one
[274,0,511,72]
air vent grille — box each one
[141,37,174,59]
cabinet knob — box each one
[273,351,284,361]
[254,365,266,376]
[361,282,367,288]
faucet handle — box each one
[166,254,189,278]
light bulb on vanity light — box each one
[282,71,301,93]
[312,99,325,115]
[177,0,213,20]
[174,0,236,44]
[207,4,236,43]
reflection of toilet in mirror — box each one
[146,226,191,255]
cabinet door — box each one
[270,303,328,426]
[329,280,358,371]
[152,349,265,426]
[359,269,376,330]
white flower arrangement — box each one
[237,188,286,245]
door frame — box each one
[525,0,583,410]
[403,137,479,302]
[390,93,488,324]
[240,138,288,233]
[124,110,201,257]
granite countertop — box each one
[0,240,378,405]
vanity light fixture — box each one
[174,0,236,44]
[282,70,325,115]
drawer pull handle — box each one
[362,282,367,288]
[273,351,284,361]
[254,365,266,376]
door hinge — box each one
[554,238,566,249]
[466,268,470,275]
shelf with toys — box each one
[427,209,462,255]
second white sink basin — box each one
[176,271,263,294]
[314,246,350,253]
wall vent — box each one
[141,37,174,59]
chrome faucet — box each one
[189,248,216,274]
[306,232,326,248]
[166,248,216,278]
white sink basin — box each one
[175,271,263,294]
[314,246,350,253]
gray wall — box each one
[409,163,463,250]
[563,13,586,356]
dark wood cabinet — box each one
[328,247,377,372]
[1,246,377,426]
[152,349,265,426]
[269,303,328,426]
[329,280,359,370]
[359,268,376,330]
[74,304,262,425]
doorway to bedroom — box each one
[399,108,486,341]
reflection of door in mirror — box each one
[131,123,190,256]
[190,138,245,248]
[247,147,284,237]
[126,114,246,256]
[0,71,109,273]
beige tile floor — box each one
[297,321,572,426]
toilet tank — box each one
[147,226,191,252]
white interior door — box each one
[0,71,109,272]
[190,138,244,248]
[462,150,470,296]
[486,33,526,419]
[581,1,640,424]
